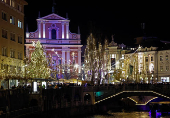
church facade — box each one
[25,13,82,79]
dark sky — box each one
[24,0,170,45]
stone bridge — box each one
[83,84,170,105]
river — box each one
[77,111,170,118]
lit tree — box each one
[84,34,109,85]
[84,33,97,84]
[27,40,51,79]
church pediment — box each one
[40,13,67,20]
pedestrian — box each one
[1,86,3,89]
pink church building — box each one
[25,13,82,78]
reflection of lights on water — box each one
[106,111,150,118]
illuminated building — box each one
[93,35,170,84]
[123,37,170,83]
[25,12,82,79]
[0,0,28,88]
[106,35,127,83]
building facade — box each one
[0,0,27,88]
[94,36,170,84]
[106,36,127,83]
[25,13,82,79]
[118,46,170,83]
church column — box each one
[56,28,59,39]
[43,21,46,38]
[78,48,81,73]
[38,21,41,38]
[67,51,70,64]
[66,22,69,39]
[67,51,70,73]
[62,22,65,39]
[148,54,151,83]
[49,28,51,39]
[62,51,65,64]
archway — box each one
[84,93,91,105]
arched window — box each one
[166,55,168,60]
[51,29,56,39]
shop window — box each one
[161,77,169,82]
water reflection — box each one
[82,111,170,118]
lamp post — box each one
[77,78,78,86]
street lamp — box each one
[74,64,79,69]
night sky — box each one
[24,0,170,45]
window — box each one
[166,55,168,60]
[145,57,148,62]
[160,56,163,61]
[18,20,22,28]
[161,77,169,82]
[151,56,153,61]
[18,52,22,59]
[10,16,15,25]
[160,66,163,71]
[166,66,169,71]
[2,29,7,39]
[2,11,7,21]
[17,4,22,12]
[2,47,7,56]
[10,33,15,41]
[10,0,15,7]
[18,36,22,44]
[10,49,15,58]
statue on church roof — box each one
[109,34,117,47]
